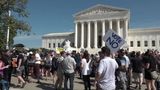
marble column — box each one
[109,20,112,30]
[74,22,78,48]
[87,21,91,48]
[116,20,120,36]
[124,19,128,40]
[80,22,84,48]
[102,20,105,47]
[94,21,97,48]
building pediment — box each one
[74,4,129,17]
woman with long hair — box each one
[81,50,91,90]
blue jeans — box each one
[64,73,74,90]
[0,79,9,90]
[83,75,91,90]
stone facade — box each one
[128,28,160,52]
[42,32,74,50]
[42,4,160,53]
[74,4,129,49]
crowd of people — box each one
[0,47,160,90]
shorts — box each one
[44,65,51,70]
[145,70,152,80]
[132,72,143,80]
[16,66,24,76]
[28,63,34,67]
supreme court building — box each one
[42,4,160,53]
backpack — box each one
[116,57,127,72]
[52,57,58,70]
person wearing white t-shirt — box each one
[124,51,132,88]
[81,50,92,90]
[95,46,118,90]
[35,52,41,64]
[34,51,42,83]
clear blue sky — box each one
[14,0,160,48]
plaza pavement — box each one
[10,75,95,90]
[10,75,147,90]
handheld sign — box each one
[103,29,125,53]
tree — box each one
[0,0,31,49]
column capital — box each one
[80,21,85,24]
[74,21,80,24]
[116,19,120,21]
[102,20,105,22]
[125,19,129,23]
[124,18,129,21]
[87,21,91,24]
[109,19,112,21]
[94,20,98,23]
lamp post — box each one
[6,10,11,49]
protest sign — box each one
[103,29,126,53]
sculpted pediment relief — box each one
[74,4,128,17]
[78,8,116,16]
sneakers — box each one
[139,85,142,90]
[21,82,26,88]
[135,85,138,89]
[36,80,41,83]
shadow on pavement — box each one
[36,82,54,90]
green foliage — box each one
[0,0,31,49]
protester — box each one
[0,57,10,90]
[11,52,18,76]
[124,50,132,89]
[95,46,118,90]
[55,51,65,90]
[16,51,26,88]
[62,50,76,90]
[28,52,35,78]
[44,52,52,80]
[131,51,144,89]
[51,52,58,85]
[2,46,160,90]
[72,51,81,78]
[143,50,157,90]
[1,49,12,84]
[34,51,42,83]
[81,50,92,90]
[90,53,100,78]
[115,49,128,90]
[23,52,29,82]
